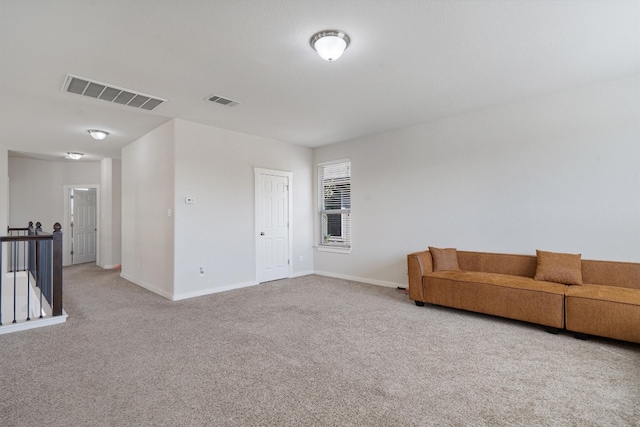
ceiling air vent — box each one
[62,74,166,111]
[207,94,240,107]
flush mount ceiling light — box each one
[66,152,83,160]
[88,129,109,140]
[310,30,350,62]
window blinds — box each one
[318,160,351,248]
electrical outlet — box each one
[199,267,204,276]
[299,256,303,262]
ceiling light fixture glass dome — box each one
[310,30,350,62]
[66,152,83,160]
[88,129,109,140]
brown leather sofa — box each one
[407,248,640,344]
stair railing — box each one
[0,222,63,325]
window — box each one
[318,159,351,252]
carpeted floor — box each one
[1,263,639,426]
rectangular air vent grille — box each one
[62,74,166,111]
[207,94,240,107]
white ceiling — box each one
[1,0,638,162]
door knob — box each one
[260,232,265,236]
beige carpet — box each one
[1,263,639,426]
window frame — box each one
[317,159,351,254]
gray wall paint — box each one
[314,76,640,286]
[0,147,7,273]
[172,120,314,299]
[121,119,315,300]
[121,121,176,298]
[99,158,122,268]
[8,157,100,232]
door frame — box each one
[62,184,100,267]
[254,168,293,283]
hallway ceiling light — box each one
[66,152,83,160]
[88,129,109,140]
[310,30,350,62]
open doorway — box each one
[63,185,100,267]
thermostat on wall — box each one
[185,197,195,204]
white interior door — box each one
[72,188,97,264]
[256,170,290,283]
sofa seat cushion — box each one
[565,284,640,344]
[425,271,567,294]
[565,284,640,306]
[422,271,567,328]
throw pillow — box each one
[534,250,583,285]
[428,246,461,271]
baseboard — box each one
[120,273,174,300]
[98,264,120,270]
[172,280,259,301]
[120,270,396,302]
[290,270,314,278]
[173,272,319,300]
[313,271,405,288]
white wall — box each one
[314,76,640,287]
[99,158,122,269]
[111,159,122,266]
[121,121,175,298]
[0,147,7,273]
[8,157,100,232]
[172,119,314,300]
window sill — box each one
[316,245,352,254]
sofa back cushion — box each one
[457,251,537,278]
[456,250,640,290]
[582,260,640,290]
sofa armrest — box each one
[408,251,433,302]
